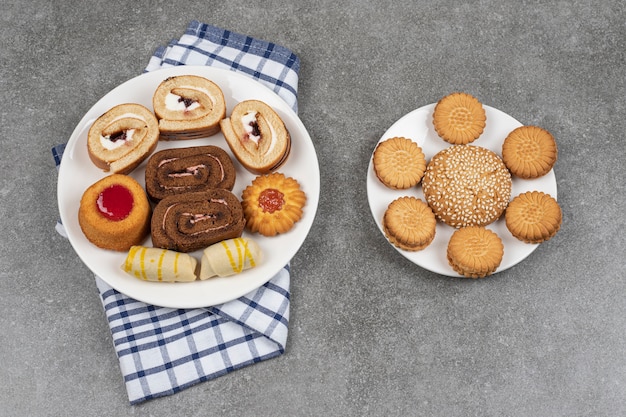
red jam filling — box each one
[258,188,284,213]
[97,184,134,221]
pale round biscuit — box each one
[432,92,486,144]
[373,137,426,190]
[447,226,504,278]
[383,196,436,251]
[422,145,512,228]
[502,126,557,179]
[505,191,562,243]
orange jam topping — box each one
[258,188,284,213]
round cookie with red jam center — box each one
[78,174,152,251]
[241,172,306,237]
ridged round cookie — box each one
[502,126,557,179]
[373,137,426,189]
[383,196,436,251]
[432,92,486,144]
[447,226,504,278]
[505,191,562,243]
[241,172,307,237]
[422,145,512,228]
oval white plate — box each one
[367,103,557,277]
[58,66,320,308]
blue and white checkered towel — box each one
[53,21,300,404]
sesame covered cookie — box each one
[422,145,512,228]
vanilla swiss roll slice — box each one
[87,103,160,174]
[199,238,262,280]
[151,189,246,253]
[220,100,291,174]
[122,246,198,282]
[153,75,226,140]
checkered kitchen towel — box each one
[54,21,300,404]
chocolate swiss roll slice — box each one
[220,100,291,174]
[153,75,226,140]
[145,145,236,202]
[87,103,160,174]
[151,189,246,253]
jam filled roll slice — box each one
[220,100,292,174]
[153,75,226,140]
[151,189,246,253]
[87,103,160,174]
[145,145,236,202]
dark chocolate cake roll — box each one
[145,145,236,201]
[151,189,245,253]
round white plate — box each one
[58,66,320,308]
[367,103,557,277]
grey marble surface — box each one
[2,1,625,416]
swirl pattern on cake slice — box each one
[87,103,160,174]
[151,190,245,253]
[220,100,291,174]
[145,145,236,201]
[153,75,226,140]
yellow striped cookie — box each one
[502,126,557,179]
[432,92,486,144]
[447,226,504,278]
[373,137,426,189]
[383,196,436,251]
[505,191,562,243]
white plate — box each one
[367,103,557,277]
[58,66,320,308]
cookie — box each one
[373,137,426,189]
[383,196,436,251]
[432,92,486,144]
[241,172,306,237]
[422,145,512,228]
[505,191,562,243]
[447,226,504,278]
[502,126,558,179]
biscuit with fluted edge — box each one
[241,172,306,237]
[505,191,562,243]
[383,196,436,251]
[432,92,486,144]
[447,226,504,278]
[502,126,557,179]
[373,137,426,189]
